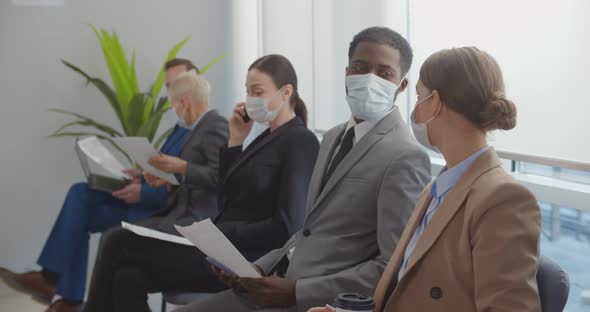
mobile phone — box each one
[241,106,251,123]
[206,257,236,276]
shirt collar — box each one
[346,106,397,144]
[188,109,209,130]
[432,145,491,199]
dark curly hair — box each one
[348,26,413,76]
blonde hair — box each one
[168,69,210,103]
[420,47,516,132]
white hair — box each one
[168,69,210,104]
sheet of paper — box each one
[78,136,129,179]
[174,219,262,278]
[121,222,192,246]
[113,137,179,185]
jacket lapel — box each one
[373,186,432,311]
[179,110,216,157]
[305,125,346,211]
[390,149,503,297]
[308,110,403,215]
[223,117,302,184]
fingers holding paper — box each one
[143,172,169,188]
[148,155,187,175]
[209,264,243,291]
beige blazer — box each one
[373,148,542,312]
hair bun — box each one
[480,92,517,131]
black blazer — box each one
[215,117,319,261]
[137,110,229,235]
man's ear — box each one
[398,77,408,92]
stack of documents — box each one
[121,219,261,278]
[174,219,262,278]
[113,137,179,185]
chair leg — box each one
[161,296,167,312]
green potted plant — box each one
[50,25,227,160]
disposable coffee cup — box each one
[333,293,375,312]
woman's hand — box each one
[228,102,254,147]
[307,305,336,312]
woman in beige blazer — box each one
[309,47,541,311]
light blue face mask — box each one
[345,73,403,121]
[245,87,285,124]
[411,93,441,153]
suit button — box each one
[430,287,443,300]
[303,229,311,237]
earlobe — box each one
[284,85,294,99]
[399,78,408,91]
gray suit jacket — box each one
[137,109,229,235]
[255,109,431,311]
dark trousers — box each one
[83,227,227,312]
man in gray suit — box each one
[176,27,430,312]
[83,71,230,312]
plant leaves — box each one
[48,108,123,137]
[156,96,170,112]
[91,25,134,125]
[137,109,168,141]
[200,52,230,74]
[50,120,123,138]
[126,93,147,136]
[143,36,190,123]
[61,60,125,131]
[153,127,175,149]
[129,50,140,94]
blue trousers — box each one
[37,183,146,301]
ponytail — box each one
[291,91,308,127]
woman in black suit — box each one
[82,54,319,312]
[216,54,320,261]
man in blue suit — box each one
[0,58,200,312]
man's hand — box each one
[210,263,263,292]
[209,265,243,291]
[239,276,297,307]
[112,183,141,204]
[307,305,336,312]
[122,168,142,183]
[143,172,169,188]
[148,155,188,174]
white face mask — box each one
[245,88,285,124]
[345,73,402,121]
[411,93,441,153]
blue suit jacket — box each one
[128,125,189,221]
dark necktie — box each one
[321,127,355,190]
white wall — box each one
[0,0,233,273]
[312,0,409,130]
